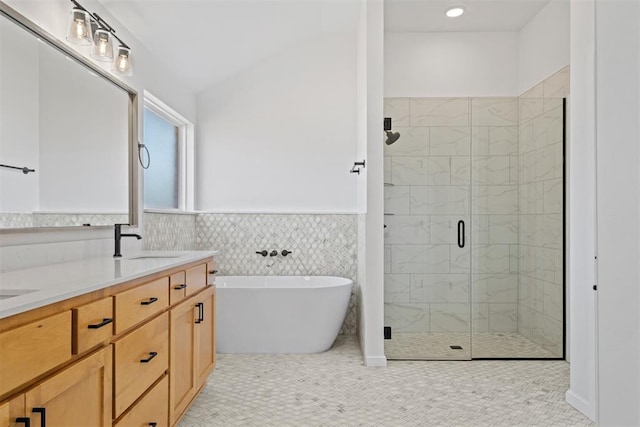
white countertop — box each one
[0,251,217,319]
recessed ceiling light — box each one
[445,7,465,18]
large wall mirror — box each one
[0,3,137,231]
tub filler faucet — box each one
[113,223,142,257]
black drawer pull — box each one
[173,284,187,290]
[140,352,158,363]
[149,423,157,427]
[140,297,158,306]
[88,318,113,329]
[16,417,31,427]
[195,302,203,324]
[32,407,45,427]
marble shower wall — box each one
[517,66,568,357]
[383,97,519,336]
[143,212,359,335]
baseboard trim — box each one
[566,390,596,422]
[364,355,387,367]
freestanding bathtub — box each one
[213,276,352,354]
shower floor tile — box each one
[178,335,591,427]
[385,332,558,360]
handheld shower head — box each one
[385,130,401,145]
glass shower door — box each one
[383,98,472,360]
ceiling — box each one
[98,0,552,93]
[385,0,553,32]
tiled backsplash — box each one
[143,212,359,335]
[144,212,197,251]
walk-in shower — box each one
[382,67,568,360]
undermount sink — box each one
[0,289,37,300]
[125,255,181,260]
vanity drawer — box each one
[115,375,169,427]
[114,277,169,334]
[0,311,72,397]
[114,312,169,418]
[72,297,114,354]
[169,271,187,305]
[184,264,207,297]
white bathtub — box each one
[213,276,352,354]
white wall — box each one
[0,0,196,268]
[565,0,597,420]
[594,0,640,424]
[196,34,358,213]
[384,32,519,97]
[518,0,570,94]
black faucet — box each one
[269,250,278,257]
[113,224,142,258]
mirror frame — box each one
[0,1,138,233]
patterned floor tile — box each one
[178,336,592,427]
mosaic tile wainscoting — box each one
[196,213,359,335]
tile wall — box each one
[0,212,127,228]
[383,97,520,338]
[384,67,567,357]
[143,212,359,335]
[517,66,568,356]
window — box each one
[142,91,194,211]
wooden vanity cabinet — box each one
[169,285,215,424]
[0,258,214,427]
[0,311,72,397]
[25,346,112,427]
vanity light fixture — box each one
[66,7,92,45]
[445,6,465,18]
[66,0,133,75]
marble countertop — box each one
[0,251,217,320]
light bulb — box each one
[73,19,87,38]
[66,8,92,45]
[91,29,114,62]
[113,46,132,76]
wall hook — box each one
[350,160,366,175]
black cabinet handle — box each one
[140,352,158,363]
[140,297,158,306]
[16,417,31,427]
[195,302,203,324]
[88,318,113,329]
[457,220,465,248]
[32,407,45,427]
[149,423,157,427]
[173,284,187,290]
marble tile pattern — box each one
[0,213,34,228]
[179,335,593,427]
[143,212,198,251]
[384,97,521,344]
[30,213,128,227]
[195,213,359,335]
[518,66,568,357]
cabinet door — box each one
[25,346,112,427]
[0,395,25,427]
[169,298,197,425]
[195,286,216,388]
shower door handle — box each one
[457,220,465,248]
